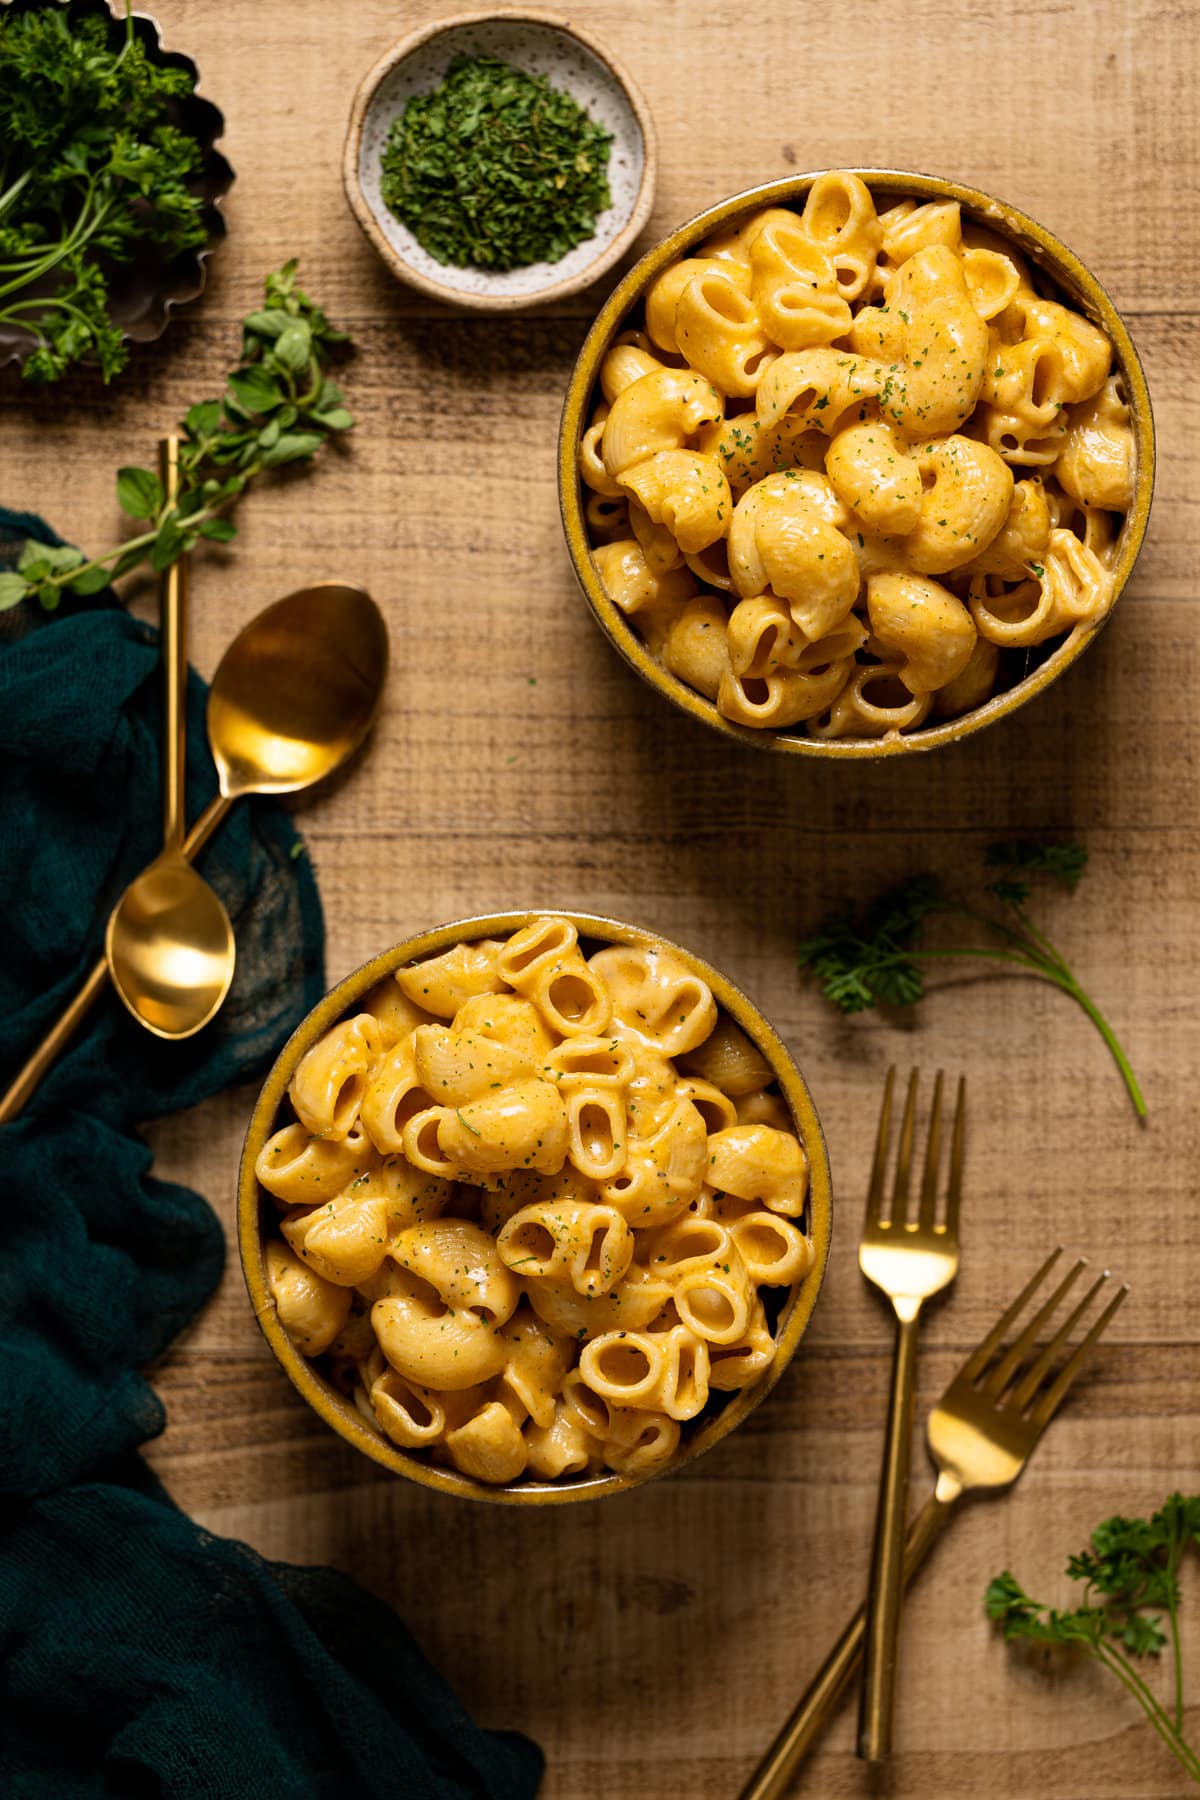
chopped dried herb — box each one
[379,53,612,271]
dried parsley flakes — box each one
[379,53,613,271]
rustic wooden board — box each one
[2,1,1198,1793]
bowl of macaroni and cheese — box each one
[558,169,1155,755]
[238,913,832,1503]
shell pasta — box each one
[579,173,1135,739]
[258,919,815,1486]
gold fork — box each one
[738,1247,1129,1799]
[858,1068,964,1762]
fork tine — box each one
[865,1067,895,1224]
[980,1258,1088,1398]
[1029,1282,1130,1428]
[960,1247,1062,1383]
[942,1076,966,1240]
[889,1069,919,1225]
[1007,1272,1109,1411]
[916,1069,944,1229]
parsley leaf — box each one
[984,839,1088,896]
[986,1496,1200,1783]
[797,841,1145,1118]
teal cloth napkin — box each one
[0,510,544,1800]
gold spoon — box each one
[0,580,388,1123]
[107,436,236,1040]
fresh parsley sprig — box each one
[0,1,208,382]
[0,261,353,614]
[797,841,1145,1118]
[987,1496,1200,1783]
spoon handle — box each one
[160,435,187,852]
[182,791,233,862]
[0,792,234,1124]
[0,957,110,1124]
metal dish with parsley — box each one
[0,0,231,383]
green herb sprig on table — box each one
[0,1,208,383]
[987,1496,1200,1784]
[797,841,1145,1118]
[381,53,613,271]
[0,262,353,614]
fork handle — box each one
[858,1307,922,1760]
[737,1490,955,1800]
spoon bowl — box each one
[107,436,237,1043]
[208,582,389,798]
[106,852,236,1039]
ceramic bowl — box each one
[343,10,656,311]
[239,911,832,1505]
[558,169,1156,758]
[0,0,232,375]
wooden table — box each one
[4,2,1198,1793]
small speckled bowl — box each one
[343,10,656,310]
[559,169,1156,758]
[239,911,832,1505]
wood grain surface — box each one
[3,2,1199,1794]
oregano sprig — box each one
[0,261,353,614]
[987,1496,1200,1784]
[797,841,1145,1118]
